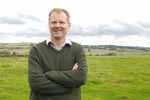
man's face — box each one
[49,12,71,40]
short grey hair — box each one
[49,8,70,23]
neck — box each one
[51,37,66,48]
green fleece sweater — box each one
[28,40,88,100]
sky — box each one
[0,0,150,47]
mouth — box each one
[54,30,62,32]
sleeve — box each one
[45,44,88,88]
[28,47,72,95]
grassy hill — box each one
[0,43,36,49]
[0,56,150,100]
[0,43,36,56]
[0,43,150,56]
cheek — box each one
[49,26,54,30]
[49,24,54,29]
[61,25,69,30]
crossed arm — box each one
[44,45,88,88]
[43,63,78,76]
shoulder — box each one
[70,40,84,52]
[70,41,82,48]
[30,40,47,51]
[34,40,46,47]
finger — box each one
[75,65,78,69]
[75,65,78,68]
[74,63,77,67]
[72,65,77,70]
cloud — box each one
[0,32,10,37]
[138,21,150,28]
[68,20,150,39]
[19,28,49,38]
[0,17,150,42]
[17,14,45,23]
[0,14,45,25]
[0,16,26,24]
[0,27,49,38]
[11,28,49,38]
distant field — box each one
[0,43,149,56]
[115,51,150,55]
[85,49,150,56]
[10,49,30,55]
[85,48,118,52]
[122,48,143,52]
[2,43,35,48]
[0,49,30,55]
[85,48,117,56]
[1,48,150,56]
[0,56,150,100]
[0,49,8,51]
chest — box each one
[40,48,76,73]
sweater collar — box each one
[46,37,72,46]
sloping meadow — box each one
[0,56,150,100]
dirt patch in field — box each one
[0,49,9,51]
[84,48,117,52]
[123,49,144,52]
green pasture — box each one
[86,51,150,56]
[1,43,35,48]
[85,51,117,56]
[0,56,150,100]
[0,57,29,100]
[84,56,150,100]
[10,49,30,55]
[0,49,30,55]
[115,51,150,55]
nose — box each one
[55,22,60,27]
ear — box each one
[48,23,50,29]
[68,23,71,30]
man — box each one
[28,8,88,100]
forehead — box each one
[50,12,67,22]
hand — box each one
[72,63,78,70]
[43,74,45,76]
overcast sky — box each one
[0,0,150,47]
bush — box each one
[89,54,92,56]
[12,52,16,56]
[0,50,11,55]
[107,53,117,56]
[119,54,123,56]
[116,48,123,52]
[100,53,117,56]
[95,54,99,56]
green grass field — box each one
[85,51,150,56]
[0,56,150,100]
[0,49,30,55]
[1,43,150,56]
[84,56,150,100]
[0,57,29,100]
[115,51,150,55]
[1,43,35,48]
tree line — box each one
[0,50,18,56]
[83,45,150,52]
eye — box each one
[60,22,64,24]
[51,22,56,24]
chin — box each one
[53,36,62,39]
